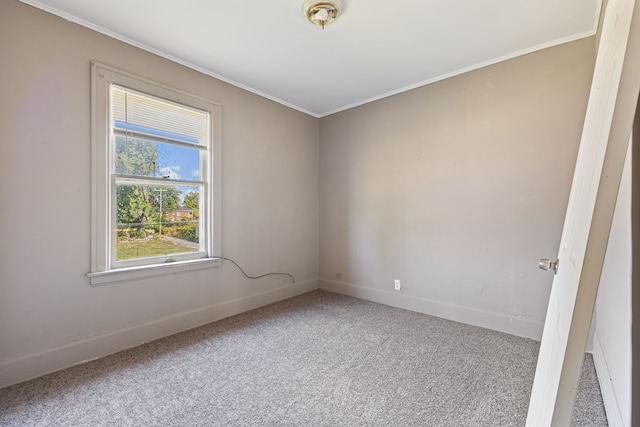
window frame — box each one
[88,62,222,285]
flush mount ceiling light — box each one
[303,0,341,29]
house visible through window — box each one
[89,63,221,284]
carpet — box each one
[0,290,607,426]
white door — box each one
[526,0,640,425]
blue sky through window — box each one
[114,120,201,181]
[155,142,200,181]
[114,121,203,205]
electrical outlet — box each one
[394,279,401,290]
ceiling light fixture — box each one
[303,0,341,29]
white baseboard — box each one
[0,279,318,388]
[593,332,626,427]
[319,279,543,340]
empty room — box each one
[1,0,638,425]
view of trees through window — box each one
[114,135,201,261]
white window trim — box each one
[88,62,222,285]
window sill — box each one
[87,257,222,286]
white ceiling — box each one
[23,0,601,117]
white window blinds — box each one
[112,86,209,145]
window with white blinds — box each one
[89,63,221,284]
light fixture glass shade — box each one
[303,1,341,28]
[315,8,329,22]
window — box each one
[89,63,221,285]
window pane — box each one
[115,182,201,261]
[114,135,201,180]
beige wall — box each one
[318,37,596,338]
[0,0,319,386]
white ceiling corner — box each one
[20,0,602,117]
